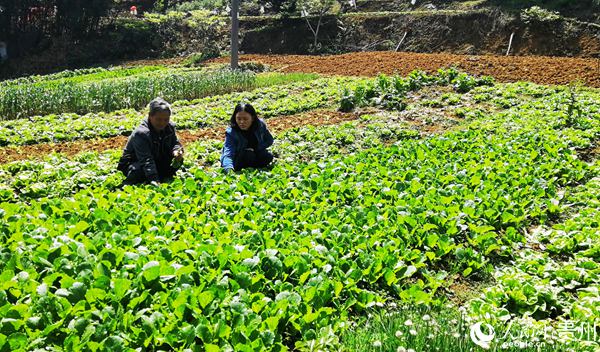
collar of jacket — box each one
[142,118,175,138]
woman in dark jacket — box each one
[221,103,274,173]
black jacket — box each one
[118,119,183,182]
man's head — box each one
[148,97,171,132]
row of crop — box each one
[0,70,488,202]
[0,67,137,87]
[340,68,494,112]
[0,66,169,89]
[0,82,598,351]
[0,68,260,120]
[467,176,600,348]
[0,75,356,147]
[0,69,490,146]
[0,117,420,202]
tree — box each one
[297,0,335,50]
[54,0,113,36]
[0,0,115,59]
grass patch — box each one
[340,305,574,352]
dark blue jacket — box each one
[118,119,182,182]
[220,119,273,170]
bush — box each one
[239,61,270,73]
[171,0,226,12]
[521,6,562,23]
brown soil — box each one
[445,275,491,305]
[0,110,360,164]
[212,52,600,87]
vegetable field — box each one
[0,56,599,352]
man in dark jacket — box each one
[117,98,184,185]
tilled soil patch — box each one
[0,110,360,164]
[212,52,600,87]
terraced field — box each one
[0,57,598,351]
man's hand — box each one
[173,148,184,161]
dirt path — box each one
[212,52,600,87]
[0,110,360,164]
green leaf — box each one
[113,278,131,300]
[8,333,27,350]
[85,288,106,302]
[142,261,160,281]
[69,221,90,236]
[185,178,197,192]
[333,281,343,297]
[423,223,438,232]
[198,291,214,309]
[303,312,319,324]
[398,265,417,279]
[383,269,396,286]
[426,234,439,247]
[264,317,279,331]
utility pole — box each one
[231,0,239,69]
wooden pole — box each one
[395,32,408,52]
[506,32,515,56]
[231,0,239,69]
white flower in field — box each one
[372,340,382,347]
[234,245,245,252]
[407,349,415,352]
[314,244,328,254]
[453,332,461,338]
[397,347,407,352]
[17,271,29,281]
[428,334,434,339]
[451,319,458,325]
[404,319,413,326]
[422,314,431,321]
[395,330,403,338]
[409,329,417,336]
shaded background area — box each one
[0,0,599,79]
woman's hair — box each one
[230,102,259,130]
